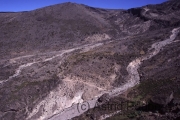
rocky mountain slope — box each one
[0,0,180,120]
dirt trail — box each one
[0,43,103,84]
[1,27,179,120]
[98,27,180,120]
[63,77,106,91]
[49,27,179,120]
[109,27,179,97]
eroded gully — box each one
[49,27,179,120]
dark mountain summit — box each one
[1,0,179,60]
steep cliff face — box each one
[0,0,180,120]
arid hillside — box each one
[0,0,180,120]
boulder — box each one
[96,93,110,106]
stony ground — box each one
[0,0,180,120]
